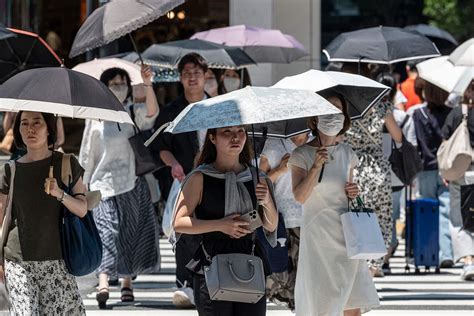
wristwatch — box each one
[57,190,68,202]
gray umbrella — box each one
[69,0,184,58]
[142,39,256,69]
[404,24,458,46]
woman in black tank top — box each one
[173,125,278,316]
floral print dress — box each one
[344,101,393,258]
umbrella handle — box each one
[128,33,144,64]
[318,163,325,183]
[46,166,53,194]
[144,122,171,147]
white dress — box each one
[261,138,303,228]
[289,143,380,316]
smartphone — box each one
[238,209,263,231]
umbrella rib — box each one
[23,37,39,66]
[0,60,19,66]
[4,39,22,65]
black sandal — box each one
[96,287,109,309]
[121,287,135,302]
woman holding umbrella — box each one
[0,111,86,314]
[79,65,160,308]
[289,93,379,315]
[173,125,278,315]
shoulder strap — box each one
[129,104,136,122]
[61,153,73,186]
[400,114,410,129]
[129,104,140,134]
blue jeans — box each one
[391,189,403,248]
[417,170,453,262]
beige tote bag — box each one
[437,104,474,181]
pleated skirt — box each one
[93,177,160,277]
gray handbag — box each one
[202,237,266,304]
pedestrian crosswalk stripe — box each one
[82,238,474,312]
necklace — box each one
[326,144,337,163]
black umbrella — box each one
[323,26,440,64]
[0,67,133,124]
[0,23,15,40]
[0,28,62,83]
[0,67,133,185]
[69,0,185,59]
[142,39,256,69]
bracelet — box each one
[143,83,152,87]
[57,190,67,202]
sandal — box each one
[96,287,109,309]
[121,287,135,302]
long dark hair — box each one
[13,111,57,149]
[196,128,254,166]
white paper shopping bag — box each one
[340,210,387,260]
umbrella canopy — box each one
[191,24,308,64]
[0,67,133,124]
[0,28,62,83]
[251,118,310,139]
[272,70,390,119]
[142,39,255,69]
[323,26,440,64]
[417,56,473,95]
[69,0,184,58]
[404,24,458,46]
[72,58,143,85]
[448,38,474,67]
[147,86,340,142]
[0,23,15,40]
[110,51,180,82]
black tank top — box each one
[189,173,271,275]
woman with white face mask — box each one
[79,66,161,309]
[289,93,380,316]
[222,69,252,92]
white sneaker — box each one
[172,286,195,308]
[461,264,474,281]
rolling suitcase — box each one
[405,197,440,274]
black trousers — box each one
[193,275,267,316]
[175,234,200,288]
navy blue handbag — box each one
[257,213,288,273]
[60,154,103,276]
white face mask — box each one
[224,77,240,92]
[204,79,218,97]
[109,85,128,103]
[317,113,345,136]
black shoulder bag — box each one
[389,116,423,185]
[128,105,164,176]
